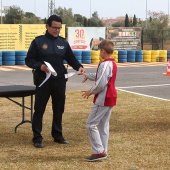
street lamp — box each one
[146,0,147,27]
[90,0,91,26]
[168,0,169,20]
[34,0,36,16]
[1,0,2,24]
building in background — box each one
[101,16,142,27]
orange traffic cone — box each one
[164,60,170,76]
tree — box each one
[3,6,44,24]
[89,11,104,27]
[54,7,74,26]
[88,19,91,26]
[21,12,43,24]
[97,20,104,27]
[83,17,88,27]
[112,20,124,27]
[125,14,130,27]
[25,12,36,18]
[21,16,43,24]
[143,11,169,49]
[149,16,152,22]
[3,6,24,24]
[42,18,47,24]
[92,11,99,19]
[74,14,84,26]
[74,14,83,23]
[132,14,137,26]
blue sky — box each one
[1,0,170,19]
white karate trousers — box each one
[86,104,113,154]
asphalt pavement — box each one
[0,64,170,100]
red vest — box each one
[93,58,117,106]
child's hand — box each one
[82,90,91,99]
[82,73,87,83]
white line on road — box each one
[117,87,170,102]
[117,84,170,89]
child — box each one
[82,40,117,162]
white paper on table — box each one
[38,61,57,87]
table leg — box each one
[6,96,34,133]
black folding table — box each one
[0,85,35,132]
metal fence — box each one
[141,29,170,50]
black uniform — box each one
[25,31,82,143]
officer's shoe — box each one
[33,141,44,148]
[54,138,69,144]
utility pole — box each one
[168,0,169,20]
[48,0,55,17]
[146,0,147,27]
[34,0,36,16]
[1,0,2,24]
[89,0,91,26]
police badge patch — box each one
[42,43,48,50]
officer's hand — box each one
[40,64,49,73]
[78,67,85,75]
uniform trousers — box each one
[32,77,66,143]
[86,104,113,154]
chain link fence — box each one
[141,29,170,50]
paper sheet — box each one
[39,61,57,87]
[44,61,57,76]
[39,61,80,87]
[65,71,81,79]
[65,72,76,79]
[39,71,51,87]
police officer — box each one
[25,15,85,148]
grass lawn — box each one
[0,90,170,170]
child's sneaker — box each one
[86,151,107,162]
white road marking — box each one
[117,84,170,101]
[117,84,170,89]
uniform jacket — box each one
[87,58,117,106]
[25,31,82,79]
